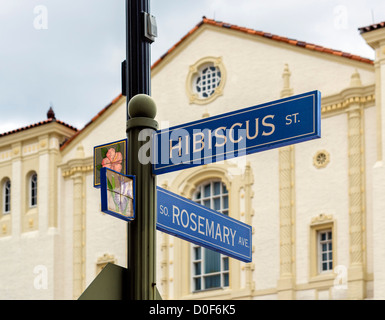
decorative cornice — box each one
[61,157,93,178]
[311,213,333,225]
[321,85,375,116]
[97,253,116,265]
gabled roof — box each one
[59,93,123,150]
[152,17,373,70]
[0,117,77,138]
[359,21,385,34]
[56,18,375,151]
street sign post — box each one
[153,90,321,175]
[124,0,158,301]
[156,187,252,263]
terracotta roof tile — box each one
[0,118,77,138]
[57,18,376,151]
[60,93,123,150]
[359,21,385,34]
[152,17,373,69]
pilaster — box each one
[277,145,296,299]
[38,135,49,233]
[11,143,22,236]
[61,145,91,299]
[347,103,366,299]
[72,172,86,299]
[277,65,296,299]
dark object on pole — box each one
[122,60,127,96]
[124,0,152,112]
[78,263,129,300]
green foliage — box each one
[101,147,109,159]
[107,175,116,191]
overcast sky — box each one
[1,0,385,134]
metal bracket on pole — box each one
[143,12,157,43]
[121,60,127,96]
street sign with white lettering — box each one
[156,187,252,263]
[152,90,320,175]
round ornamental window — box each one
[195,65,221,99]
[186,57,226,105]
[313,150,330,169]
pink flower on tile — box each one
[102,148,123,172]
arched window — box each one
[191,180,229,291]
[3,179,11,214]
[29,173,37,207]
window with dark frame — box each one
[3,179,11,214]
[30,173,37,207]
[191,180,229,292]
[318,229,333,273]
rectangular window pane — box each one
[194,262,201,276]
[322,253,327,261]
[204,249,220,273]
[194,247,201,260]
[204,184,211,197]
[223,196,228,210]
[223,257,229,271]
[223,273,229,287]
[213,182,220,195]
[322,262,328,271]
[205,274,220,289]
[213,197,220,211]
[194,278,201,291]
[32,191,36,206]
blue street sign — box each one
[156,187,252,263]
[152,90,321,175]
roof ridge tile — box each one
[152,17,374,69]
[0,118,77,138]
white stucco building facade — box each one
[1,18,385,300]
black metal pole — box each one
[125,0,151,109]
